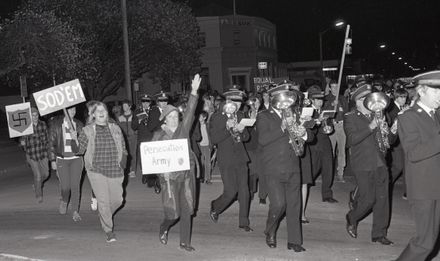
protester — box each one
[117,100,137,178]
[48,107,84,222]
[20,107,50,203]
[154,74,201,252]
[77,101,127,242]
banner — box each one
[140,139,190,175]
[253,77,273,92]
[5,102,33,138]
[33,79,86,116]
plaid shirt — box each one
[77,124,122,178]
[22,120,49,161]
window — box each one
[233,31,240,46]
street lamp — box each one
[319,20,345,88]
[379,44,386,49]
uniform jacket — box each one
[48,116,84,161]
[309,109,333,150]
[257,107,313,175]
[209,110,250,168]
[397,104,440,199]
[343,110,388,171]
[151,94,198,219]
[132,106,160,142]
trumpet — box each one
[223,102,242,143]
[363,92,391,153]
[271,90,305,156]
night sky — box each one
[2,0,440,74]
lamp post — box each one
[121,0,132,102]
[319,20,345,89]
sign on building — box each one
[258,62,267,70]
[33,79,86,116]
[5,102,33,138]
[140,139,190,175]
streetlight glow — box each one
[392,52,396,55]
[398,57,402,60]
[379,44,386,48]
[335,21,345,27]
[404,62,408,65]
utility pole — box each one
[121,0,132,101]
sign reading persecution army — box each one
[33,79,86,116]
[5,102,33,138]
[140,139,190,175]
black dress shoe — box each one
[301,218,310,224]
[154,182,161,194]
[179,243,195,252]
[209,201,218,223]
[287,243,306,252]
[346,214,357,238]
[372,237,394,245]
[159,227,168,245]
[265,233,276,248]
[323,197,338,203]
[142,175,148,184]
[259,198,266,205]
[239,225,253,232]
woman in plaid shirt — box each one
[20,107,49,203]
[76,101,127,243]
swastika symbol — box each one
[12,111,28,127]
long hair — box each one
[89,101,109,124]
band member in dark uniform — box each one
[396,71,440,261]
[257,82,313,252]
[344,80,393,245]
[387,88,409,198]
[209,86,252,232]
[307,85,338,203]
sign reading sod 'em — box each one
[33,79,86,116]
[140,139,190,175]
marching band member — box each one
[209,85,252,232]
[344,79,393,245]
[257,82,313,252]
[396,71,440,260]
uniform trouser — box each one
[136,141,159,187]
[265,171,302,245]
[26,156,49,198]
[390,146,406,191]
[311,141,334,200]
[87,171,124,233]
[127,135,137,172]
[200,145,211,181]
[212,164,250,227]
[329,121,346,172]
[56,157,83,212]
[247,150,258,194]
[348,166,389,238]
[397,199,440,261]
[160,179,192,245]
[258,171,268,200]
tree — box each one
[0,8,86,92]
[24,0,201,100]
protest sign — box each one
[5,102,33,138]
[140,139,190,175]
[33,79,86,116]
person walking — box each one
[76,101,127,242]
[117,100,137,178]
[48,107,84,222]
[154,74,201,252]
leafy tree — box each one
[24,0,201,100]
[0,8,86,92]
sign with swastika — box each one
[5,102,33,138]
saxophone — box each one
[271,90,305,156]
[223,102,242,143]
[363,92,390,153]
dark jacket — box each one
[151,94,199,219]
[132,106,161,142]
[398,104,440,199]
[343,110,388,172]
[257,107,313,175]
[209,110,250,168]
[48,116,84,161]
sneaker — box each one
[91,198,98,211]
[106,232,117,243]
[59,201,68,215]
[129,171,136,178]
[72,211,82,222]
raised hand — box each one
[191,74,202,94]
